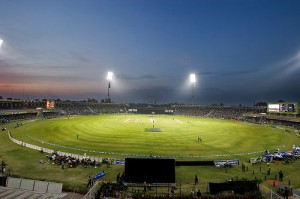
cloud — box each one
[0,70,79,84]
[0,59,12,69]
[118,73,157,81]
[116,86,177,103]
[199,69,258,77]
[70,52,100,69]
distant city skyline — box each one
[1,0,300,105]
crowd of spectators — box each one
[0,100,44,110]
[0,112,60,124]
[45,151,101,169]
[2,102,299,130]
[246,115,300,129]
[56,102,128,115]
[172,105,265,120]
[0,100,129,116]
[0,113,37,123]
[172,105,300,128]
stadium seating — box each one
[0,177,66,199]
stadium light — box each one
[107,71,113,102]
[107,71,113,81]
[190,73,196,105]
[0,39,3,47]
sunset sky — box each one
[1,0,300,105]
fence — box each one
[259,184,300,199]
[259,184,284,199]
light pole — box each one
[106,71,113,102]
[190,73,196,105]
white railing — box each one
[259,184,283,199]
[82,181,100,199]
[7,131,103,162]
[259,184,300,199]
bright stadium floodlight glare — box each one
[107,71,113,80]
[190,73,196,84]
[0,39,3,47]
[190,73,196,104]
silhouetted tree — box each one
[255,102,267,106]
[87,98,98,103]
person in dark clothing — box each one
[116,173,120,183]
[1,161,6,176]
[284,186,289,199]
[87,176,93,188]
[279,170,283,181]
[196,189,202,198]
[61,160,64,170]
[195,175,198,185]
[267,167,271,175]
[242,163,245,172]
[120,171,125,182]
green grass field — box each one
[1,114,300,194]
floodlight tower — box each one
[107,71,113,102]
[190,73,196,105]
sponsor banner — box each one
[115,160,125,165]
[94,172,106,180]
[214,160,239,167]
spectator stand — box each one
[0,177,65,199]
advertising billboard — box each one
[267,103,298,114]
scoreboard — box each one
[267,102,298,114]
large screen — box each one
[267,103,298,114]
[45,100,55,109]
[124,158,175,183]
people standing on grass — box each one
[116,173,120,183]
[279,170,283,181]
[195,175,198,185]
[87,176,93,188]
[61,160,64,170]
[241,163,245,173]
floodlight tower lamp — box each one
[0,39,3,47]
[107,71,113,81]
[190,73,196,105]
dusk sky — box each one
[1,0,300,105]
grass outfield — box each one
[1,114,300,193]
